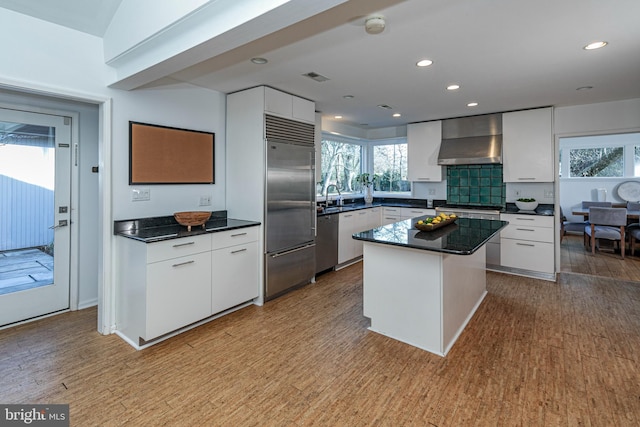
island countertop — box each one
[352,217,508,255]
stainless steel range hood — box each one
[437,113,502,165]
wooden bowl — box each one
[414,217,456,231]
[174,211,211,231]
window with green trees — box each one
[319,134,410,197]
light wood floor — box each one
[560,232,640,281]
[2,261,639,426]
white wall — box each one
[0,9,228,324]
[110,84,226,219]
[555,99,640,221]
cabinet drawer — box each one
[501,239,554,273]
[147,234,211,264]
[145,251,212,340]
[501,224,555,243]
[501,214,553,228]
[402,208,435,219]
[383,207,401,215]
[211,226,259,250]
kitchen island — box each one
[353,217,507,356]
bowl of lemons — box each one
[415,212,457,231]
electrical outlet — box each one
[544,190,554,198]
[199,195,212,206]
[515,190,520,197]
[428,188,436,195]
[131,188,150,201]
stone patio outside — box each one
[0,248,53,295]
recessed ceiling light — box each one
[250,57,268,64]
[467,102,478,107]
[583,41,608,50]
[334,115,343,119]
[576,86,594,91]
[343,95,354,99]
[447,84,460,91]
[392,113,401,118]
[416,59,433,67]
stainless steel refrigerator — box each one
[264,115,316,300]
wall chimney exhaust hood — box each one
[437,113,502,165]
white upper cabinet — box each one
[264,87,292,117]
[292,95,316,123]
[502,107,554,182]
[264,86,315,124]
[407,121,443,182]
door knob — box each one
[49,220,69,229]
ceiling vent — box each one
[377,104,393,110]
[303,72,330,82]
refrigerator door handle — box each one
[270,243,316,258]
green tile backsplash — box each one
[446,164,505,207]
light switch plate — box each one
[131,188,150,201]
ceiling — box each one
[3,0,640,130]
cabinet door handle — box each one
[516,243,535,247]
[172,260,195,267]
[231,248,247,254]
[417,178,431,180]
[515,218,535,221]
[173,241,195,248]
[518,178,536,181]
[516,228,535,231]
[231,232,247,237]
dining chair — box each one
[626,202,640,254]
[581,200,612,209]
[560,206,586,243]
[580,200,613,226]
[584,207,627,258]
[627,201,640,211]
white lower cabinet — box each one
[382,207,402,225]
[211,233,259,314]
[500,214,554,275]
[116,226,259,348]
[338,211,358,264]
[147,251,212,340]
[338,207,382,264]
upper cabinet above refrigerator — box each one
[264,86,315,124]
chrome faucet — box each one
[325,184,341,207]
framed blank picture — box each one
[129,121,215,184]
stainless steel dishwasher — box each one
[316,213,339,274]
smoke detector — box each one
[365,16,385,35]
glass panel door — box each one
[0,108,71,327]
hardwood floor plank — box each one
[2,260,640,425]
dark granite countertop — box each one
[318,199,555,217]
[114,211,260,243]
[317,198,442,216]
[352,217,508,255]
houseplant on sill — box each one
[356,173,378,204]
